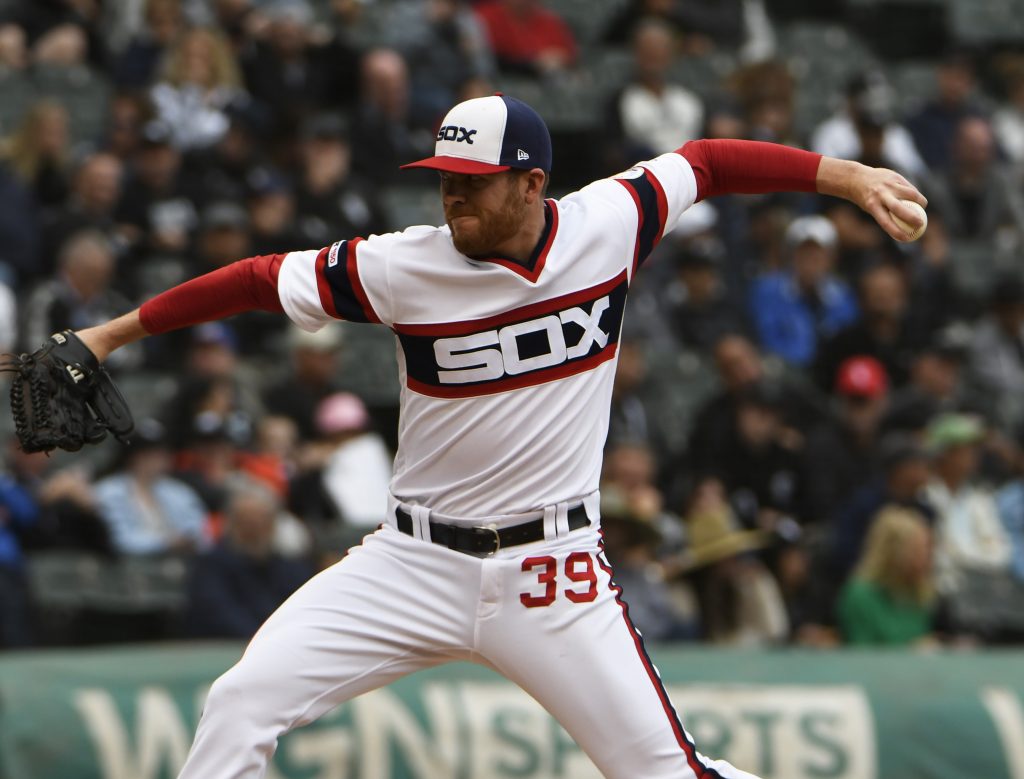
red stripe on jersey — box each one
[314,246,340,319]
[615,179,644,276]
[406,343,618,399]
[345,238,382,323]
[393,269,627,337]
[595,537,716,779]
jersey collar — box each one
[467,199,558,284]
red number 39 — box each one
[519,552,599,608]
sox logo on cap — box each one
[402,94,552,175]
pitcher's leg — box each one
[481,539,761,779]
[179,528,477,779]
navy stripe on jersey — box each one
[316,239,380,324]
[595,538,725,779]
[616,168,669,271]
[395,271,628,398]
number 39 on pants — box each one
[520,552,599,607]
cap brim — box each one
[400,156,512,174]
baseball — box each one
[890,200,928,242]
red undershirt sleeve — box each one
[678,139,822,202]
[138,254,285,335]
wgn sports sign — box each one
[395,271,628,398]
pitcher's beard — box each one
[449,186,528,257]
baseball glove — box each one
[1,330,134,453]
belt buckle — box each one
[473,524,501,557]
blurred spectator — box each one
[151,26,245,151]
[0,22,27,70]
[294,113,389,248]
[0,468,39,647]
[671,478,788,646]
[799,356,889,526]
[811,70,927,181]
[0,135,38,285]
[193,199,250,271]
[703,380,804,531]
[643,235,744,355]
[240,0,346,136]
[40,151,125,281]
[117,119,198,262]
[8,0,106,68]
[907,49,987,171]
[609,19,703,165]
[103,92,148,163]
[924,413,1013,593]
[607,341,655,450]
[93,419,209,556]
[181,96,270,204]
[313,392,392,528]
[21,230,140,370]
[603,0,747,51]
[749,215,858,367]
[924,115,1024,242]
[349,48,436,185]
[245,166,301,255]
[113,0,184,89]
[967,273,1024,430]
[884,323,973,433]
[384,0,496,126]
[728,60,797,145]
[837,506,936,646]
[161,322,263,445]
[814,261,924,391]
[184,480,313,639]
[3,442,108,552]
[474,0,577,78]
[0,277,15,351]
[603,440,676,529]
[3,100,71,209]
[600,487,699,642]
[689,333,823,478]
[264,324,345,440]
[993,60,1024,164]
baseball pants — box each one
[177,515,760,779]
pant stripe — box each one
[595,540,722,779]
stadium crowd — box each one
[2,0,1024,651]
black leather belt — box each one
[395,504,590,557]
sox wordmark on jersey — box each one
[73,93,927,779]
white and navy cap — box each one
[401,94,551,175]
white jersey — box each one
[276,151,698,518]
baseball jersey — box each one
[275,152,698,518]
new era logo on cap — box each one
[401,95,551,175]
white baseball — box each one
[890,200,927,242]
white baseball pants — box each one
[177,521,760,779]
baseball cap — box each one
[316,392,369,436]
[835,355,888,398]
[401,94,552,175]
[925,412,984,454]
[784,215,837,251]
